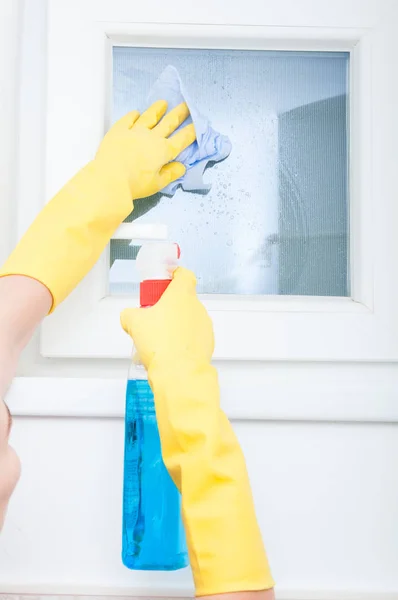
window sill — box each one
[6,371,398,423]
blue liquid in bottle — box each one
[122,377,188,570]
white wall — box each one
[0,0,21,264]
[1,416,398,597]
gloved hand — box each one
[121,268,274,597]
[0,101,195,311]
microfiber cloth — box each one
[147,65,232,195]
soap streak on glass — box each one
[110,47,349,297]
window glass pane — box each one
[110,47,349,297]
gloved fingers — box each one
[167,124,196,160]
[120,307,143,338]
[158,162,186,188]
[107,110,140,137]
[135,100,168,129]
[153,102,190,138]
[167,267,198,296]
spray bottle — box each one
[122,241,188,571]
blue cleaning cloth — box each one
[147,65,232,195]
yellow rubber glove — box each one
[0,101,195,311]
[121,268,274,597]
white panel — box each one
[1,416,397,594]
[15,0,47,242]
[0,0,22,263]
[1,594,398,600]
[5,372,398,423]
[55,0,396,29]
[2,593,398,600]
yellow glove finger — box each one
[120,306,144,339]
[120,267,195,338]
[104,110,140,141]
[165,266,197,296]
[146,267,198,310]
[167,123,196,160]
[174,265,196,285]
[135,99,168,129]
[124,267,208,350]
[158,162,186,189]
[120,267,198,357]
[153,102,190,138]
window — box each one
[110,48,349,297]
[38,3,398,362]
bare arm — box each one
[0,275,51,527]
[0,276,51,398]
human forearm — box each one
[0,276,51,397]
[0,275,47,529]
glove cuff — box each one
[0,161,133,312]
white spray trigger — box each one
[136,242,180,283]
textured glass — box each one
[110,47,349,296]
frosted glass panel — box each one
[110,47,349,296]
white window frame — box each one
[18,0,396,361]
[0,0,21,266]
